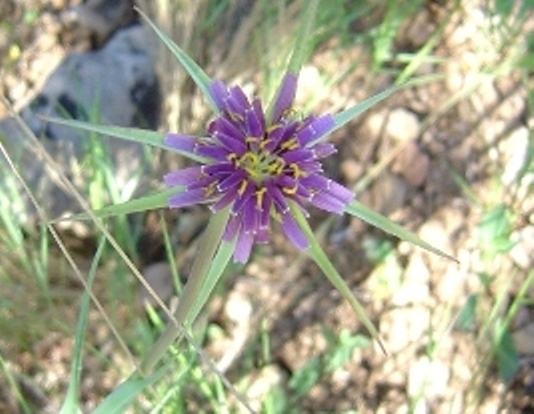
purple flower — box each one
[164,74,354,263]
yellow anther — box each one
[228,110,244,122]
[282,185,298,195]
[238,180,248,196]
[259,139,271,150]
[204,181,218,197]
[290,163,306,178]
[255,187,267,209]
[280,138,299,151]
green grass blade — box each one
[51,188,180,222]
[93,367,168,414]
[135,8,217,112]
[42,118,210,163]
[345,201,457,262]
[290,202,386,354]
[59,237,106,414]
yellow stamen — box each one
[290,163,306,178]
[282,185,298,195]
[238,179,248,196]
[280,137,299,151]
[255,187,267,209]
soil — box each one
[1,0,533,413]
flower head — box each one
[164,74,354,262]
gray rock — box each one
[0,23,160,221]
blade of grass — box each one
[59,237,106,414]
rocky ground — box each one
[0,0,533,413]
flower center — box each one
[237,149,285,183]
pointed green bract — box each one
[135,8,218,112]
[188,240,236,325]
[345,200,457,262]
[331,75,443,137]
[42,117,209,163]
[140,207,231,373]
[290,202,386,354]
[52,188,180,222]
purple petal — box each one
[210,80,229,111]
[312,142,336,158]
[231,181,255,214]
[272,73,298,122]
[245,106,264,138]
[308,191,346,214]
[229,85,250,110]
[297,115,335,146]
[301,175,354,205]
[211,189,237,212]
[222,215,240,242]
[267,183,289,214]
[325,180,355,205]
[242,198,260,233]
[163,166,203,187]
[255,228,270,243]
[209,117,244,140]
[187,176,219,190]
[259,193,271,229]
[212,130,247,154]
[164,133,198,153]
[234,229,254,263]
[280,211,309,250]
[217,170,247,192]
[168,188,210,208]
[195,144,230,161]
[281,149,315,164]
[202,162,236,176]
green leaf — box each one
[326,330,370,372]
[288,357,321,397]
[135,8,217,112]
[92,367,168,414]
[456,294,478,331]
[345,200,457,262]
[53,188,180,222]
[59,238,106,414]
[290,202,386,354]
[494,325,519,383]
[41,117,209,163]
